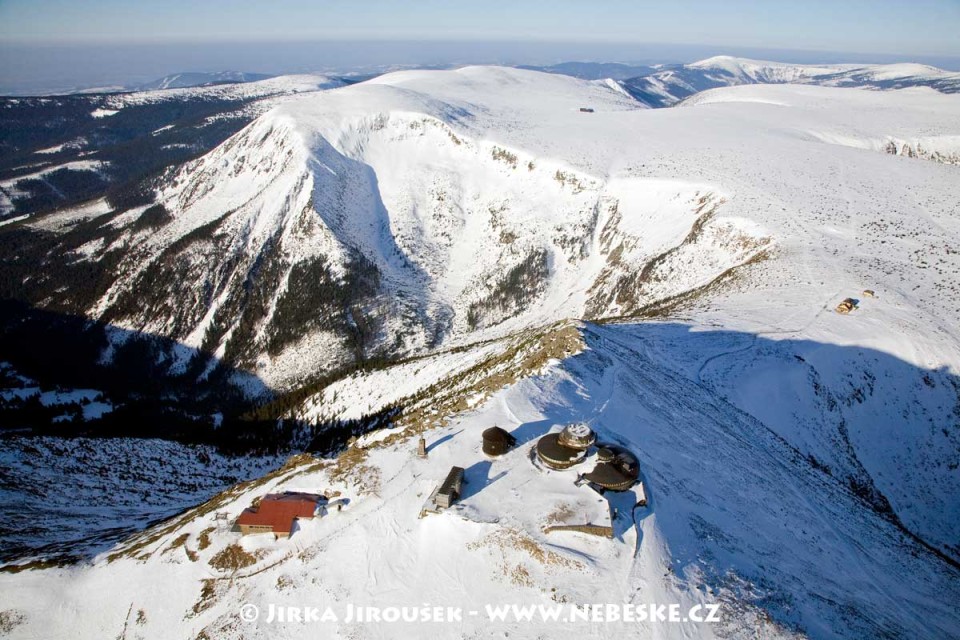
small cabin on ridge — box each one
[435,466,465,508]
[421,466,466,517]
[836,298,858,314]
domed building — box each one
[557,422,596,450]
[536,433,586,469]
[536,422,596,470]
[482,426,517,456]
[596,446,616,462]
[583,446,640,491]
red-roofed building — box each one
[236,492,325,538]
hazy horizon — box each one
[2,39,960,96]
[3,0,958,95]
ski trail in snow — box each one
[695,335,757,387]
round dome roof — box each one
[558,422,596,450]
[536,433,586,469]
[566,422,592,438]
[482,426,516,456]
[482,426,514,442]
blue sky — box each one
[1,0,958,56]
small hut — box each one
[482,426,516,456]
[836,298,858,314]
[435,466,465,508]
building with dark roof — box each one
[482,426,517,456]
[535,423,596,470]
[583,446,639,491]
[536,433,586,469]
[236,492,325,538]
[435,466,465,508]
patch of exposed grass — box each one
[491,146,518,168]
[328,445,380,495]
[507,564,534,587]
[191,579,218,616]
[163,533,190,555]
[197,527,215,551]
[469,528,583,570]
[209,543,257,572]
[545,503,576,525]
[468,527,584,589]
[0,558,65,574]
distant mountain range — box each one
[60,57,960,103]
[518,61,657,80]
[519,56,960,107]
[130,70,275,91]
[618,56,960,106]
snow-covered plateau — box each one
[1,62,959,639]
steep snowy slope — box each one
[0,73,349,222]
[79,67,772,389]
[620,55,960,107]
[1,321,957,640]
[0,435,281,562]
[58,67,957,395]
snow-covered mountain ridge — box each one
[619,55,960,107]
[72,66,958,392]
[77,68,777,389]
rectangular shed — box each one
[435,466,465,508]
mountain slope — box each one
[80,70,960,392]
[56,67,775,389]
[0,73,347,222]
[1,320,957,639]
